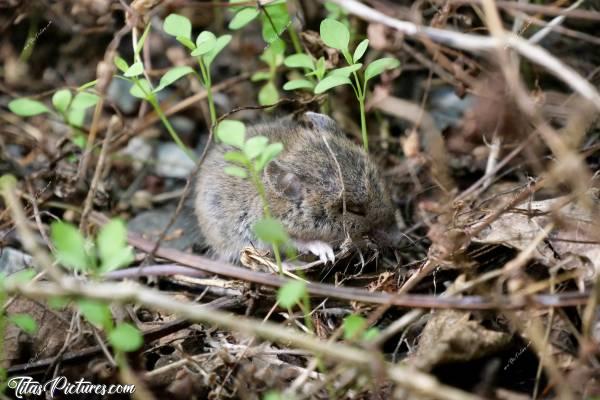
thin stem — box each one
[197,58,217,125]
[150,98,195,161]
[288,24,303,56]
[359,97,368,152]
[249,164,284,275]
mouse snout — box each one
[368,221,404,248]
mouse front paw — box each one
[294,240,335,264]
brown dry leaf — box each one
[410,310,512,371]
[474,193,600,279]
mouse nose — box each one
[369,223,404,247]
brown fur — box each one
[194,113,395,261]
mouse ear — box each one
[299,112,341,135]
[265,160,303,201]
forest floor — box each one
[1,1,600,399]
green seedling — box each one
[52,218,142,354]
[113,22,196,159]
[286,18,400,152]
[252,40,285,106]
[79,298,142,351]
[215,119,289,273]
[162,13,231,125]
[342,314,379,342]
[277,279,314,333]
[8,87,100,149]
[50,218,134,276]
[228,0,302,54]
[0,270,39,394]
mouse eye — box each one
[338,202,366,217]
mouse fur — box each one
[194,112,396,262]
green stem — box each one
[349,70,368,152]
[150,98,195,161]
[197,58,217,125]
[359,97,368,152]
[249,164,284,275]
[288,24,303,56]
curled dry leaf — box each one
[474,192,600,279]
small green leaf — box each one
[268,38,286,58]
[163,13,192,40]
[224,165,248,178]
[48,296,70,310]
[67,108,85,127]
[71,92,100,110]
[283,79,314,91]
[8,98,50,117]
[363,327,379,341]
[353,39,369,63]
[251,71,270,82]
[229,7,260,30]
[124,61,144,78]
[253,218,289,245]
[255,143,283,171]
[153,66,194,92]
[263,391,284,400]
[5,269,36,286]
[0,174,17,192]
[216,119,245,148]
[261,2,290,43]
[191,31,216,56]
[258,81,279,106]
[223,151,248,165]
[284,54,315,70]
[114,55,129,73]
[51,221,89,271]
[277,280,306,308]
[244,136,269,160]
[78,299,112,329]
[72,133,86,148]
[314,75,351,94]
[343,314,367,340]
[328,63,362,78]
[204,35,232,66]
[9,314,38,335]
[364,57,400,82]
[176,36,196,51]
[315,57,327,79]
[129,79,152,99]
[320,18,349,51]
[135,23,152,56]
[97,219,134,274]
[52,89,72,113]
[109,323,143,352]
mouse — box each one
[194,112,397,263]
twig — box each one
[324,0,600,110]
[4,278,480,400]
[80,116,119,232]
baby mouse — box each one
[194,112,396,263]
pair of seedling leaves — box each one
[51,219,134,276]
[51,219,142,351]
[8,87,99,128]
[115,14,231,101]
[284,18,400,95]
